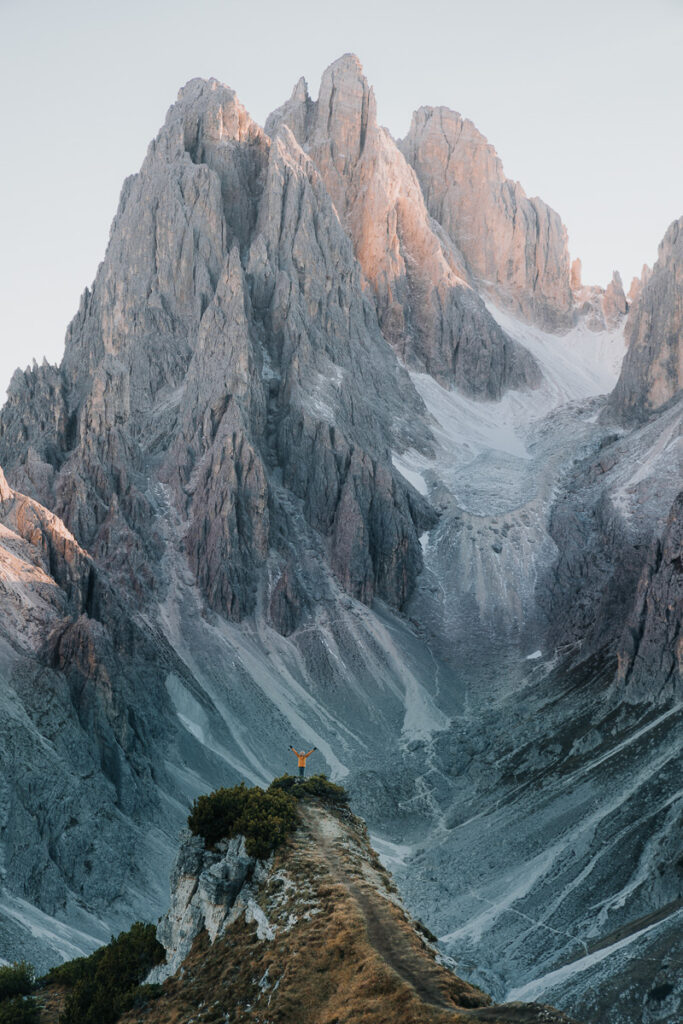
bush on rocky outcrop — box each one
[269,773,349,805]
[188,782,300,859]
[43,921,163,1024]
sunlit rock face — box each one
[266,55,540,398]
[0,76,436,629]
[608,215,683,423]
[399,105,574,331]
[627,263,651,307]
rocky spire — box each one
[602,270,628,327]
[400,106,575,331]
[627,262,652,307]
[267,56,540,398]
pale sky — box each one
[1,0,681,400]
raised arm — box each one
[304,747,316,758]
[290,746,300,757]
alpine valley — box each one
[0,54,680,1024]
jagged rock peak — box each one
[315,53,377,157]
[139,801,577,1023]
[608,215,683,423]
[266,55,541,398]
[399,105,575,331]
[570,257,582,291]
[603,270,628,326]
[627,262,652,306]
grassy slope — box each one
[106,800,580,1024]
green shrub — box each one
[0,961,34,1000]
[188,783,300,859]
[120,982,164,1010]
[269,773,349,805]
[42,921,164,1024]
[0,996,39,1023]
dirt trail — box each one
[301,804,461,1012]
[300,805,580,1024]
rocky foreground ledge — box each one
[111,798,580,1024]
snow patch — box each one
[392,449,429,495]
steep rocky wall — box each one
[400,105,574,331]
[266,55,540,397]
[617,491,682,703]
[608,216,683,423]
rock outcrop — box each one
[131,800,578,1024]
[400,105,574,330]
[627,264,652,308]
[602,271,628,327]
[571,269,629,333]
[267,55,540,397]
[147,831,256,983]
[608,216,683,423]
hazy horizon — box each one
[1,0,681,399]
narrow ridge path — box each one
[301,804,463,1012]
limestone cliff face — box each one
[0,77,435,629]
[266,55,540,397]
[617,491,682,703]
[627,264,651,307]
[400,105,574,331]
[127,801,576,1024]
[608,216,683,423]
[0,468,180,965]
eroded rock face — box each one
[0,469,182,967]
[148,831,256,983]
[266,55,540,398]
[573,270,629,332]
[627,264,651,307]
[0,77,435,628]
[400,106,574,331]
[617,492,682,703]
[608,216,683,423]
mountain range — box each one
[0,54,680,1024]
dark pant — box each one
[299,765,304,778]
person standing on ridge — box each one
[289,745,316,779]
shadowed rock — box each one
[608,216,683,423]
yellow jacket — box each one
[291,747,315,768]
